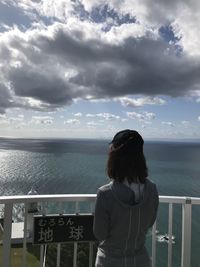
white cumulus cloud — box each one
[87,121,102,126]
[73,112,83,117]
[86,113,120,120]
[118,96,166,107]
[162,121,175,127]
[181,120,190,126]
[64,119,80,125]
[126,111,155,121]
[31,116,54,125]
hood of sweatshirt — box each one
[110,180,148,207]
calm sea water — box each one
[0,138,200,266]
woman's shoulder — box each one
[145,178,158,198]
[98,182,112,193]
[146,178,157,186]
[96,182,113,203]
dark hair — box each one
[107,130,148,183]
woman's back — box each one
[94,179,158,261]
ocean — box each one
[0,138,200,266]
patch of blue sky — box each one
[73,2,136,32]
[61,99,117,116]
[0,2,33,31]
[159,25,183,56]
[0,1,58,32]
[78,98,196,124]
[159,25,179,43]
[71,1,137,29]
[37,15,59,26]
[145,97,199,123]
[72,1,89,21]
[90,5,135,24]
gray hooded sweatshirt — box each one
[93,179,158,267]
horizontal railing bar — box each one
[190,197,200,205]
[0,194,200,205]
[0,194,97,204]
[159,196,189,204]
[159,196,200,204]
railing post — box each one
[89,242,94,267]
[151,219,157,267]
[2,203,13,267]
[181,198,192,267]
[43,245,47,267]
[56,201,63,267]
[22,203,28,267]
[73,201,79,267]
[57,243,61,267]
[89,202,94,267]
[40,245,44,267]
[168,203,173,267]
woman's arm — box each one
[93,189,110,241]
[149,184,159,227]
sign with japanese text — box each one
[33,214,96,244]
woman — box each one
[93,129,159,267]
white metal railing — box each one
[152,196,200,267]
[0,194,200,267]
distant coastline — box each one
[0,136,200,143]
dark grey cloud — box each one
[0,83,14,113]
[8,66,73,105]
[30,25,200,98]
[30,25,116,65]
[0,22,200,113]
[69,36,200,98]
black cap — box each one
[110,129,144,149]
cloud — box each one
[14,122,27,129]
[0,113,26,128]
[31,116,54,125]
[86,112,120,120]
[87,121,102,126]
[0,1,200,114]
[181,120,189,126]
[64,119,80,125]
[118,96,166,107]
[73,112,83,117]
[191,91,200,103]
[11,0,76,24]
[86,114,94,117]
[162,121,175,127]
[0,114,9,126]
[198,116,200,122]
[0,114,6,119]
[9,117,24,123]
[126,111,155,121]
[0,119,9,127]
[0,82,14,113]
[17,114,24,119]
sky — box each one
[0,0,200,140]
